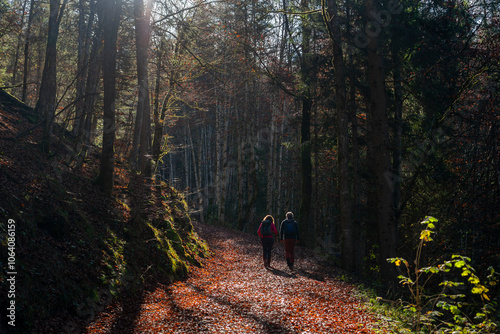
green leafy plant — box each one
[387,216,499,333]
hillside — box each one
[0,90,209,332]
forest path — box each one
[85,222,383,333]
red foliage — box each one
[85,223,382,333]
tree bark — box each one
[267,100,279,215]
[152,39,164,164]
[21,0,36,102]
[73,0,93,136]
[131,0,153,174]
[216,98,229,224]
[96,0,122,195]
[11,0,28,91]
[188,120,204,223]
[75,13,102,170]
[298,0,313,245]
[35,0,68,153]
[391,41,403,222]
[241,114,259,231]
[348,51,363,274]
[324,0,354,271]
[237,110,246,230]
[277,99,286,217]
[366,0,397,284]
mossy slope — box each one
[0,90,209,332]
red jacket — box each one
[257,221,278,238]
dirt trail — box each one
[85,222,383,333]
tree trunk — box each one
[188,120,204,223]
[75,15,102,170]
[152,62,177,166]
[152,88,174,165]
[35,0,68,153]
[35,28,44,106]
[216,99,229,224]
[11,0,28,91]
[299,0,313,245]
[324,0,354,271]
[201,125,211,213]
[131,0,153,174]
[152,39,164,164]
[299,96,313,244]
[21,0,36,102]
[348,52,363,274]
[73,0,93,136]
[96,0,122,195]
[241,115,259,231]
[366,0,397,284]
[237,112,246,230]
[391,43,403,222]
[184,115,191,191]
[277,99,286,217]
[220,103,230,224]
[267,100,279,215]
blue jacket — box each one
[280,219,299,240]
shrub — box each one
[387,217,499,333]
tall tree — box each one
[323,0,354,271]
[130,0,153,174]
[35,0,68,152]
[151,38,168,164]
[298,0,314,246]
[365,0,396,284]
[11,0,28,90]
[21,0,36,102]
[73,0,94,136]
[96,0,122,195]
[75,0,101,169]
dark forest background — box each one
[1,0,499,293]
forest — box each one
[0,0,499,332]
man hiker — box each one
[280,212,299,271]
[257,215,278,268]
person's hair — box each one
[263,215,275,225]
[286,212,293,219]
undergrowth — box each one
[0,95,209,332]
[0,169,209,332]
[354,217,499,334]
[381,217,499,333]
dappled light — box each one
[85,222,381,333]
[0,0,498,331]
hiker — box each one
[257,215,278,268]
[280,212,300,271]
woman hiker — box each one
[280,212,300,271]
[257,215,278,268]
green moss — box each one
[0,159,209,331]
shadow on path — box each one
[185,282,295,334]
[295,268,325,282]
[108,289,146,333]
[166,286,211,333]
[266,266,295,279]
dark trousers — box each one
[284,239,296,267]
[261,238,274,261]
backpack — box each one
[261,221,272,236]
[284,219,296,235]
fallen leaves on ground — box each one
[85,222,384,333]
